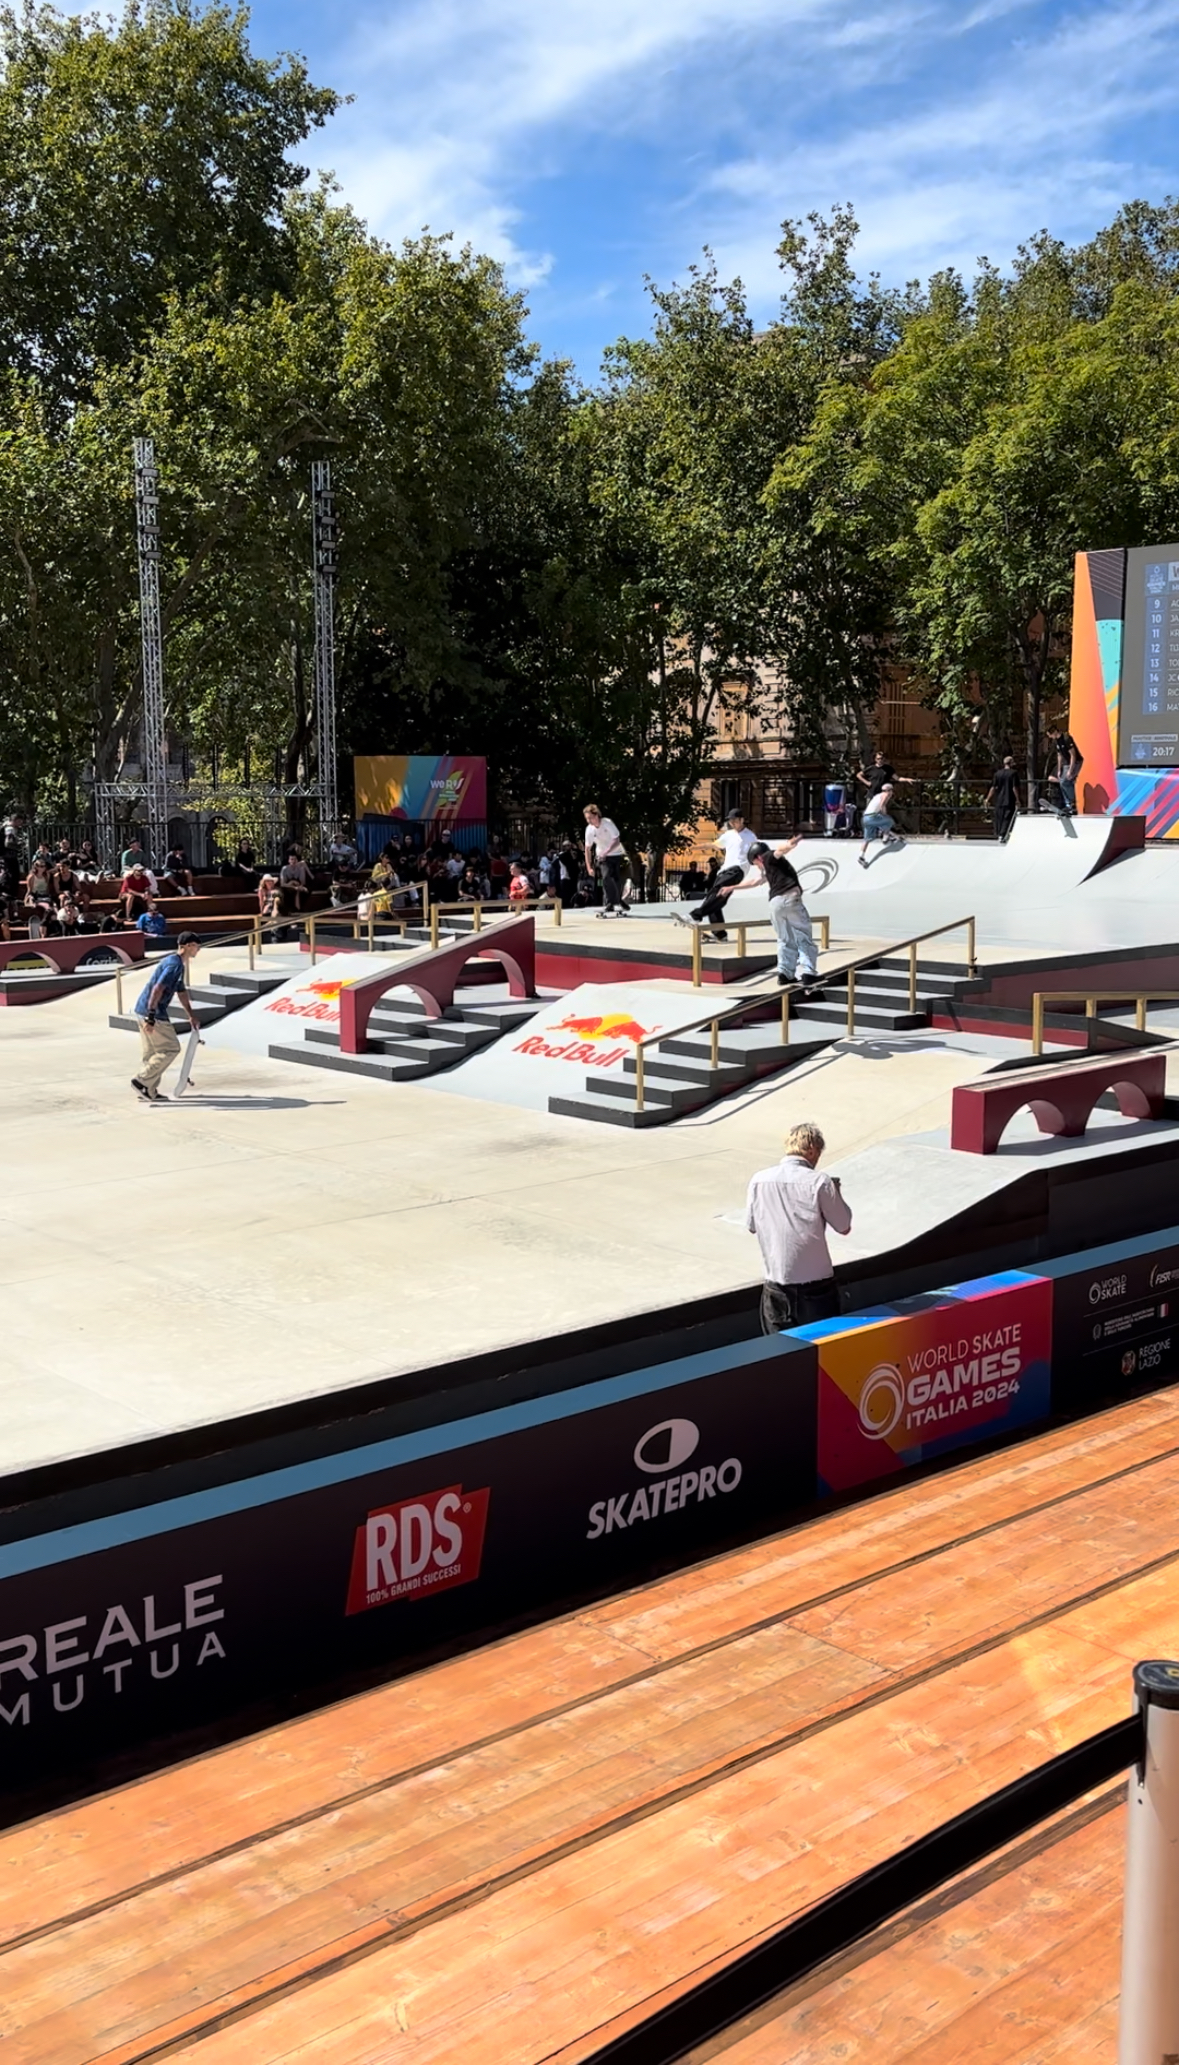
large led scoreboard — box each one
[1069,543,1179,838]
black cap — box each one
[725,809,745,823]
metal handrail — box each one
[689,913,831,985]
[1031,988,1179,1056]
[634,914,977,1112]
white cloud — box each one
[306,0,1179,334]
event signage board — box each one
[353,755,487,824]
[1044,1228,1179,1413]
[0,1336,815,1794]
[795,1269,1054,1495]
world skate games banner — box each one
[353,754,487,823]
[2,1225,1179,1802]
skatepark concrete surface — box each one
[0,956,1103,1476]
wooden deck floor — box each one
[6,1386,1177,2064]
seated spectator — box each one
[229,837,260,881]
[118,862,156,922]
[329,869,355,909]
[257,874,281,921]
[23,856,55,937]
[370,853,396,890]
[457,862,488,902]
[52,856,80,902]
[280,847,312,910]
[73,838,103,878]
[487,849,509,899]
[444,850,464,889]
[74,878,96,927]
[120,836,149,871]
[508,861,531,905]
[56,892,82,936]
[160,844,195,896]
[135,895,169,942]
[677,862,706,899]
[328,830,360,872]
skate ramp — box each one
[654,816,1172,952]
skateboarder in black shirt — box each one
[985,756,1020,841]
[746,838,822,993]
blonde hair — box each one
[784,1121,825,1158]
[583,803,600,818]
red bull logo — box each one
[550,1010,654,1045]
[514,1002,663,1072]
[266,975,351,1022]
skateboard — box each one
[173,1027,201,1096]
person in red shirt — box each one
[508,862,531,904]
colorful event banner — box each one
[353,754,487,825]
[797,1270,1053,1494]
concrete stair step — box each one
[547,1093,674,1129]
[266,1042,433,1081]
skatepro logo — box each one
[346,1484,491,1614]
[586,1417,742,1539]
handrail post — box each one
[553,896,562,927]
[1137,997,1148,1032]
[847,967,855,1037]
[367,912,374,952]
[781,989,790,1045]
[116,967,124,1015]
[1032,993,1044,1056]
[1118,1659,1179,2065]
[635,1046,645,1113]
[309,916,317,966]
[430,905,440,951]
[710,1019,719,1070]
[473,902,482,934]
[692,925,702,988]
[736,923,746,960]
[908,941,917,1014]
[818,915,830,951]
[967,916,976,976]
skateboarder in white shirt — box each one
[682,811,758,940]
[583,804,629,917]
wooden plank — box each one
[705,1806,1123,2064]
[788,1445,1179,1671]
[73,1607,1150,2065]
[4,1384,1174,1955]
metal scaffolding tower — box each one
[134,438,170,865]
[311,461,339,841]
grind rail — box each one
[634,915,977,1112]
[1032,988,1179,1056]
[583,1660,1179,2064]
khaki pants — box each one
[137,1014,180,1091]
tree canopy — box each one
[2,0,1179,852]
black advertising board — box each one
[0,1335,816,1798]
[1045,1229,1179,1412]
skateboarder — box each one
[1046,726,1083,815]
[683,811,758,940]
[858,785,903,867]
[745,838,823,994]
[131,931,202,1103]
[985,755,1020,841]
[582,804,629,917]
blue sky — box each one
[248,0,1179,377]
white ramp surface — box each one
[428,985,717,1111]
[200,954,405,1058]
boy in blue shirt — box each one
[132,931,202,1102]
[135,896,168,940]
